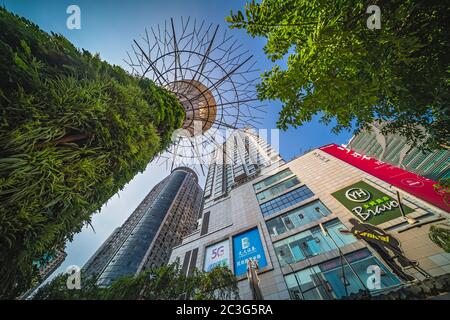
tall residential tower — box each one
[83,167,203,286]
[203,129,284,209]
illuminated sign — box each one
[203,240,230,272]
[232,228,268,276]
[332,181,413,225]
[320,144,449,213]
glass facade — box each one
[253,169,293,191]
[348,124,450,181]
[285,249,401,299]
[256,176,300,202]
[259,185,315,217]
[266,200,331,237]
[274,219,357,267]
[97,170,187,286]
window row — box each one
[273,219,357,267]
[253,168,293,191]
[266,200,331,237]
[259,185,315,217]
[256,176,300,203]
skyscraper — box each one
[203,129,284,209]
[348,123,450,181]
[170,132,449,300]
[83,167,203,286]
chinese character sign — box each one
[203,240,230,272]
[232,228,268,276]
[320,144,449,213]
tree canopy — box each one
[32,262,239,300]
[0,8,185,298]
[227,0,450,150]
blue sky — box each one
[3,0,353,284]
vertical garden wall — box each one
[0,8,185,298]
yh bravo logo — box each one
[345,187,371,203]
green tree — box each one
[227,0,450,150]
[0,8,185,298]
[32,262,239,300]
[434,178,450,196]
[429,223,450,253]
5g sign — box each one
[345,187,371,202]
[211,245,225,259]
[204,240,230,272]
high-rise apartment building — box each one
[348,123,450,181]
[34,249,67,282]
[20,249,67,299]
[170,133,450,300]
[82,228,121,280]
[203,129,284,209]
[83,167,203,286]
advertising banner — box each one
[347,218,417,281]
[203,240,230,272]
[320,144,449,213]
[232,228,268,276]
[332,181,413,225]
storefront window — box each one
[284,249,401,300]
[284,266,332,300]
[274,219,357,267]
[319,249,401,299]
[266,200,331,237]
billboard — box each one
[320,144,449,213]
[203,240,230,272]
[332,181,413,225]
[232,227,268,276]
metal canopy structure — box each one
[125,17,265,176]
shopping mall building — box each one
[169,131,450,300]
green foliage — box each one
[434,177,450,195]
[32,262,240,300]
[429,223,450,253]
[0,8,185,298]
[227,0,450,150]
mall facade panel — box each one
[169,141,450,300]
[348,122,450,181]
[84,167,203,286]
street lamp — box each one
[396,191,417,225]
[278,249,305,300]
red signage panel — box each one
[319,144,449,213]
